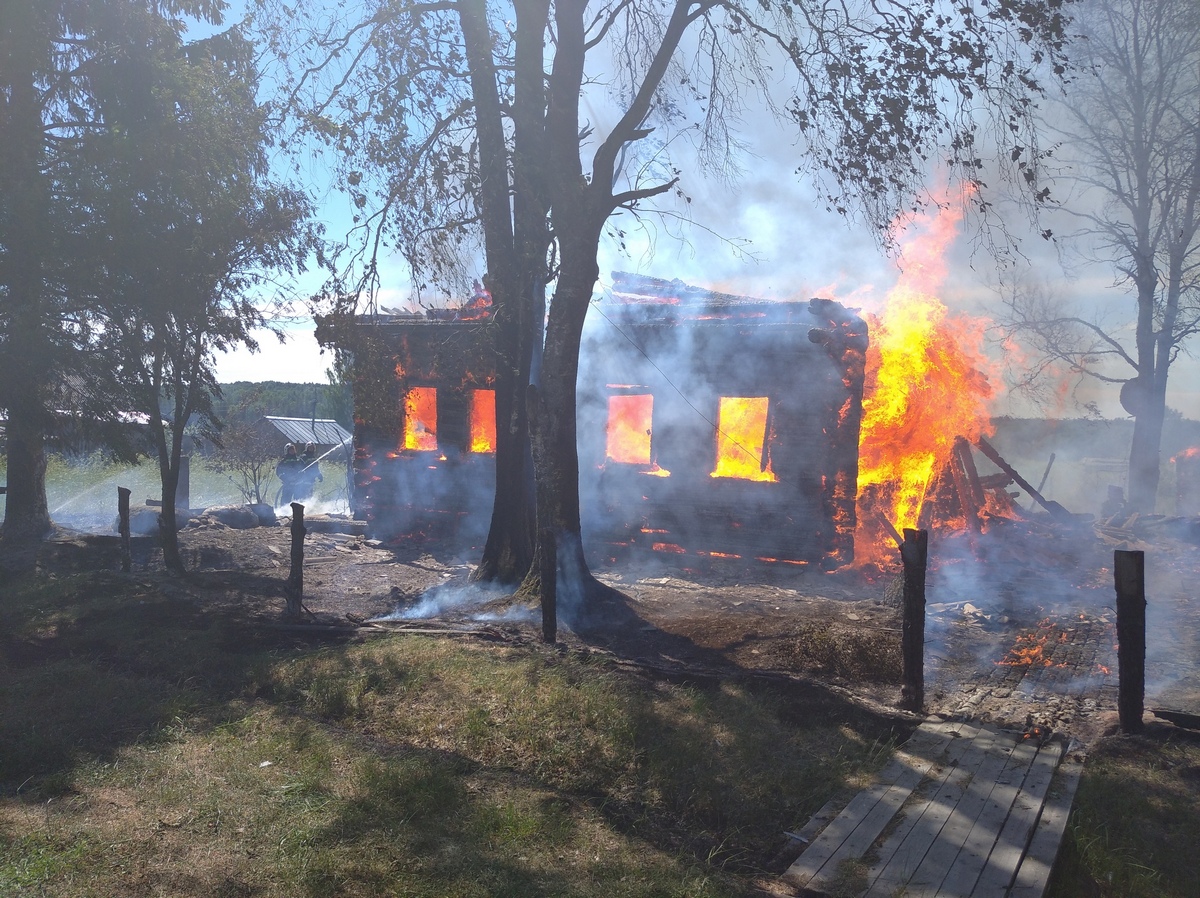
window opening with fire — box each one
[712,396,777,482]
[606,391,653,464]
[469,389,496,453]
[403,386,438,451]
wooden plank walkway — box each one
[784,719,1083,897]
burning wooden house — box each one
[343,272,867,565]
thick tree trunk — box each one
[158,461,185,574]
[475,372,535,582]
[1127,386,1167,513]
[518,227,606,620]
[1,412,51,540]
[0,16,54,542]
[459,0,542,585]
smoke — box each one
[358,452,494,548]
[374,579,512,621]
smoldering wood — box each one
[1150,708,1200,731]
[1114,549,1146,734]
[953,436,986,512]
[977,472,1014,491]
[284,502,307,617]
[900,528,928,713]
[875,508,903,549]
[916,468,942,530]
[1035,452,1056,494]
[947,443,981,533]
[118,487,132,573]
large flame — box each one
[856,193,998,559]
[606,393,654,464]
[469,389,496,453]
[403,386,438,452]
[712,396,777,482]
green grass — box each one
[0,569,904,897]
[1047,727,1200,898]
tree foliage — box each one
[0,1,316,554]
[0,0,225,539]
[76,23,314,569]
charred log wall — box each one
[577,282,866,566]
[345,280,867,566]
[350,317,499,542]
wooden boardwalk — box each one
[784,718,1084,897]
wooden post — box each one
[900,528,928,713]
[118,487,132,573]
[1114,550,1146,734]
[540,528,557,644]
[284,502,307,617]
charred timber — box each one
[974,437,1073,522]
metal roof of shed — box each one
[262,416,352,447]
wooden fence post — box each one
[1114,549,1146,734]
[284,502,307,617]
[901,528,929,713]
[118,487,132,573]
[540,528,557,644]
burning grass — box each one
[0,569,906,897]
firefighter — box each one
[275,443,303,505]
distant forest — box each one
[208,381,353,430]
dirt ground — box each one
[21,508,1200,745]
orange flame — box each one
[996,630,1071,668]
[856,190,999,559]
[652,542,687,554]
[469,389,496,453]
[606,394,654,465]
[711,397,777,482]
[403,386,438,452]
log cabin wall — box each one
[577,274,866,566]
[346,273,867,566]
[348,315,499,545]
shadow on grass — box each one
[0,554,912,896]
[0,568,305,795]
[1046,724,1200,898]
